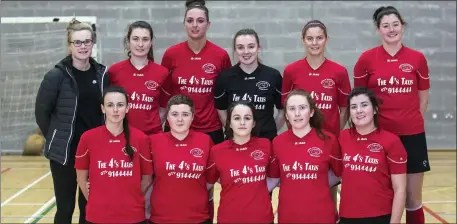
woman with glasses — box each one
[35,19,109,224]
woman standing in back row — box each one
[353,6,431,224]
[109,21,169,136]
[215,28,285,142]
[159,0,232,219]
[281,19,352,218]
[160,0,232,144]
[108,21,169,221]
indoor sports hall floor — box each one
[1,151,455,223]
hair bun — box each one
[185,0,205,8]
[372,6,386,23]
[66,18,81,30]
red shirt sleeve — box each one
[159,50,173,108]
[74,133,90,170]
[337,68,351,107]
[268,153,280,178]
[281,66,293,105]
[157,66,171,109]
[416,53,430,91]
[329,136,343,177]
[266,141,279,178]
[108,65,118,85]
[221,51,232,71]
[206,147,219,184]
[386,136,408,174]
[139,134,153,175]
[353,53,370,87]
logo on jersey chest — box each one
[190,148,204,158]
[133,73,144,77]
[250,150,265,160]
[321,78,335,89]
[367,143,383,153]
[145,80,159,91]
[256,81,270,91]
[399,63,413,73]
[202,63,216,73]
[307,147,322,157]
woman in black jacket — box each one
[34,18,109,224]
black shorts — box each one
[340,214,391,224]
[399,132,431,174]
[206,128,225,144]
[163,126,225,145]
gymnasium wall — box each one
[0,1,455,150]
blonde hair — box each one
[66,18,96,55]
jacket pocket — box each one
[47,129,57,154]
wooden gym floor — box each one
[1,151,455,223]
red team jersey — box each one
[206,137,274,223]
[109,60,169,135]
[160,41,232,133]
[338,128,407,218]
[74,125,153,223]
[269,129,342,223]
[149,130,213,223]
[353,45,430,135]
[282,58,351,135]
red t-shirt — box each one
[206,137,274,223]
[149,130,213,223]
[338,128,407,218]
[269,129,342,223]
[109,59,169,135]
[74,125,153,223]
[353,45,430,135]
[160,41,232,133]
[282,58,351,136]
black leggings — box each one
[50,160,87,224]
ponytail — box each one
[123,118,134,161]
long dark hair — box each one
[102,86,134,161]
[224,100,259,140]
[284,89,328,140]
[124,20,155,62]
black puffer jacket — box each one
[35,56,109,165]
